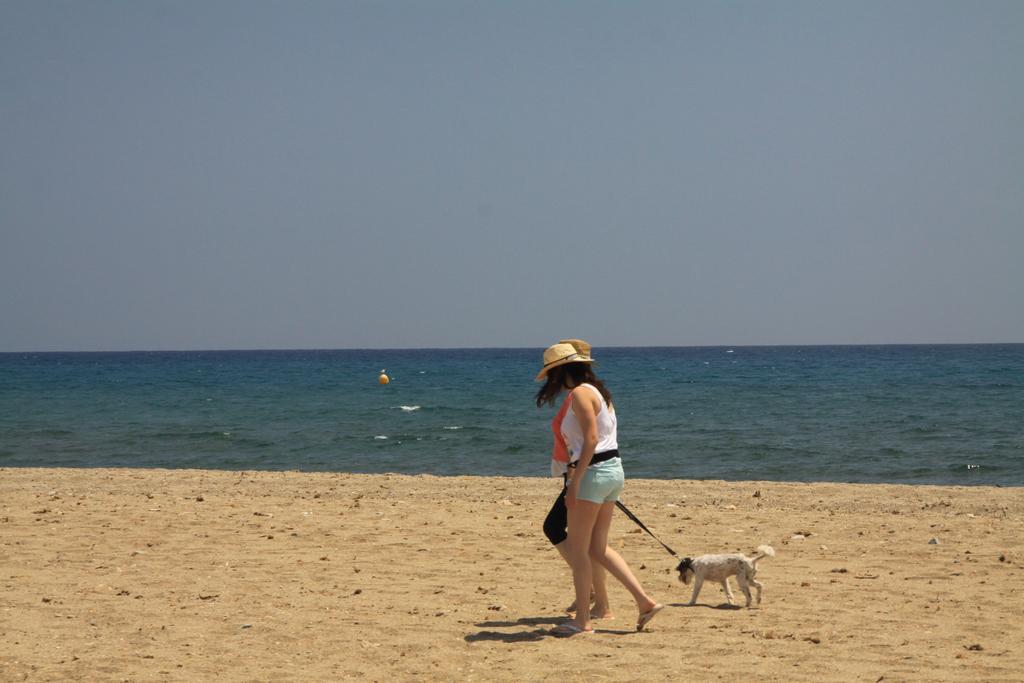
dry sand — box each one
[1,467,1022,682]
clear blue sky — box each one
[2,1,1021,351]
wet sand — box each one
[1,467,1022,681]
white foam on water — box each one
[400,405,421,412]
[374,435,388,440]
[442,426,462,430]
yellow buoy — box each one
[378,370,390,385]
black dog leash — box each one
[615,500,678,557]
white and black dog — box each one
[675,545,775,607]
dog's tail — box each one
[751,545,775,566]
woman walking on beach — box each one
[541,339,610,619]
[535,343,663,636]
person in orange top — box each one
[536,340,663,636]
[540,340,610,618]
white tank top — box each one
[560,383,618,464]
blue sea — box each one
[1,345,1022,486]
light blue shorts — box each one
[576,458,624,504]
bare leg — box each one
[564,499,602,632]
[590,562,612,618]
[556,542,610,616]
[588,502,659,615]
[555,541,577,611]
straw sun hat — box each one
[535,339,594,382]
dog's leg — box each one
[688,576,704,605]
[736,572,753,607]
[750,577,764,605]
[721,578,734,605]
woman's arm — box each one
[565,387,599,509]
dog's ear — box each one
[676,558,694,584]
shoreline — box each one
[2,465,1016,490]
[3,467,1022,681]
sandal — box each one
[636,603,664,631]
[550,622,593,637]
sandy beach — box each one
[1,468,1021,682]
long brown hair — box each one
[535,362,613,408]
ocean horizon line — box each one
[3,341,1023,355]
